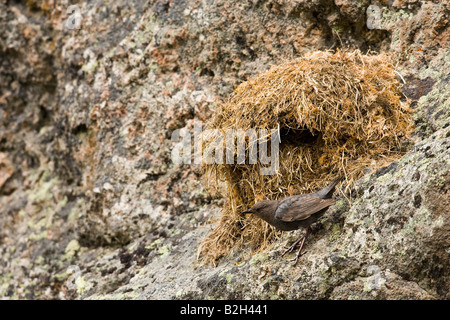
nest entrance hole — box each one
[279,126,320,147]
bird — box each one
[242,177,342,265]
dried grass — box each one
[198,49,413,264]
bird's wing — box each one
[275,195,335,222]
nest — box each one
[198,50,413,264]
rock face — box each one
[0,0,448,299]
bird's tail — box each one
[315,176,343,199]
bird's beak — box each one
[242,210,252,215]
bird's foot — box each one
[280,237,303,257]
[281,228,310,264]
[289,249,307,266]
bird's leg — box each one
[281,228,308,258]
[289,228,309,265]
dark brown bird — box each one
[242,177,342,264]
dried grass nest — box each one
[198,49,413,264]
